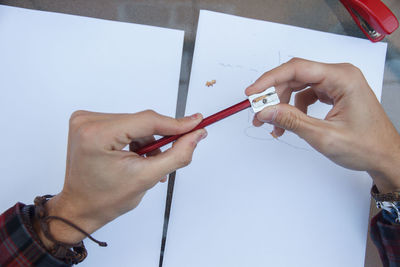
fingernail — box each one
[245,85,253,95]
[258,106,277,123]
[270,131,278,139]
[195,130,207,143]
[189,113,201,120]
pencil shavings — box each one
[270,131,278,139]
[206,80,216,87]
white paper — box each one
[0,5,183,267]
[163,11,387,267]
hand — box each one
[245,58,400,194]
[39,110,207,245]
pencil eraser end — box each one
[248,87,280,113]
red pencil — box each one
[133,99,251,155]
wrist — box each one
[369,148,400,193]
[31,195,107,264]
[40,194,102,245]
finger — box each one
[146,148,161,157]
[314,89,334,105]
[272,125,285,137]
[69,110,144,126]
[252,115,263,127]
[272,83,294,137]
[143,129,208,179]
[106,111,204,150]
[252,113,283,138]
[160,176,168,183]
[124,111,204,138]
[294,87,319,114]
[246,59,321,137]
[253,84,310,137]
[245,58,328,96]
[256,103,328,145]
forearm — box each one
[0,203,69,267]
[369,146,400,266]
[370,211,400,266]
[0,196,104,267]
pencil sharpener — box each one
[248,87,280,113]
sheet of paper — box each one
[163,10,387,267]
[0,5,183,267]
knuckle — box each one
[142,109,157,117]
[175,117,187,128]
[140,110,160,131]
[341,63,363,78]
[288,57,302,64]
[337,63,366,90]
[275,108,301,132]
[135,174,152,189]
[341,62,356,70]
[75,123,98,142]
[176,152,192,167]
[287,57,305,69]
[69,110,89,128]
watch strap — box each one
[371,185,400,224]
[371,184,400,202]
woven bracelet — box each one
[34,195,107,264]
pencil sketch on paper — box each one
[217,62,262,87]
[218,62,260,73]
[218,50,294,82]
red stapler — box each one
[340,0,399,42]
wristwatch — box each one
[371,185,400,224]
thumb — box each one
[256,104,325,143]
[144,129,207,179]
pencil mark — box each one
[219,62,234,68]
[247,108,253,122]
[278,51,281,65]
[244,126,275,141]
[244,110,313,152]
[218,62,260,73]
[275,138,314,152]
[244,126,313,152]
[278,51,298,65]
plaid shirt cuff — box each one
[0,203,70,266]
[371,211,400,267]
